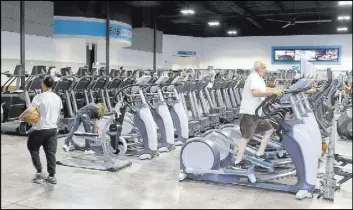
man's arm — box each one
[19,95,40,121]
[252,89,282,97]
[304,88,317,94]
[266,87,277,91]
[250,76,282,97]
[56,100,63,127]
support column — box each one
[153,8,157,71]
[93,44,97,63]
[20,1,25,86]
[86,43,92,69]
[106,1,110,75]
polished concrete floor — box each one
[1,134,352,209]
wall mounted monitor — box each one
[272,46,341,65]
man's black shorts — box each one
[239,114,273,139]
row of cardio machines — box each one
[68,68,250,164]
[177,69,289,160]
[176,69,243,137]
[179,60,323,200]
[336,71,352,140]
[63,69,255,170]
[1,65,55,133]
[309,68,352,140]
[309,69,352,189]
[70,69,190,160]
[1,64,127,134]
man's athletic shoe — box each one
[33,173,45,184]
[232,161,245,169]
[45,176,57,185]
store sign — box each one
[53,16,132,42]
[177,51,196,56]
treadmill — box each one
[105,75,123,113]
[193,76,220,129]
[71,67,93,113]
[87,68,110,113]
[179,79,202,137]
[53,67,76,133]
[1,66,46,134]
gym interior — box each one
[1,1,352,209]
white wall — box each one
[97,42,163,70]
[200,34,352,71]
[1,30,164,79]
[1,31,87,71]
[0,59,86,85]
[1,31,56,61]
[54,38,86,64]
[162,35,203,69]
[2,30,351,79]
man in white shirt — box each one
[234,60,283,168]
[20,75,62,184]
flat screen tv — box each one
[272,46,341,64]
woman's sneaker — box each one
[84,150,95,155]
[32,173,45,184]
[62,143,74,152]
[45,176,57,185]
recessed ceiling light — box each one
[338,16,351,20]
[338,1,352,6]
[227,30,237,35]
[181,9,195,15]
[337,27,348,31]
[208,21,220,26]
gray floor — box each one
[1,134,352,209]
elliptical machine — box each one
[69,75,159,160]
[337,72,352,140]
[108,75,159,160]
[179,88,318,199]
[179,65,321,199]
[142,72,175,152]
[160,72,189,145]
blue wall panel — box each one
[53,18,132,41]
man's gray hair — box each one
[253,60,266,72]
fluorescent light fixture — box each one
[208,21,220,26]
[227,30,237,35]
[338,1,352,6]
[337,27,348,31]
[181,9,194,15]
[338,16,351,20]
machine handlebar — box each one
[255,87,310,120]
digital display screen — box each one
[274,50,295,61]
[274,48,340,62]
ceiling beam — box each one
[200,1,220,15]
[274,1,285,12]
[221,1,246,15]
[255,9,352,17]
[221,1,263,29]
[156,13,241,20]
